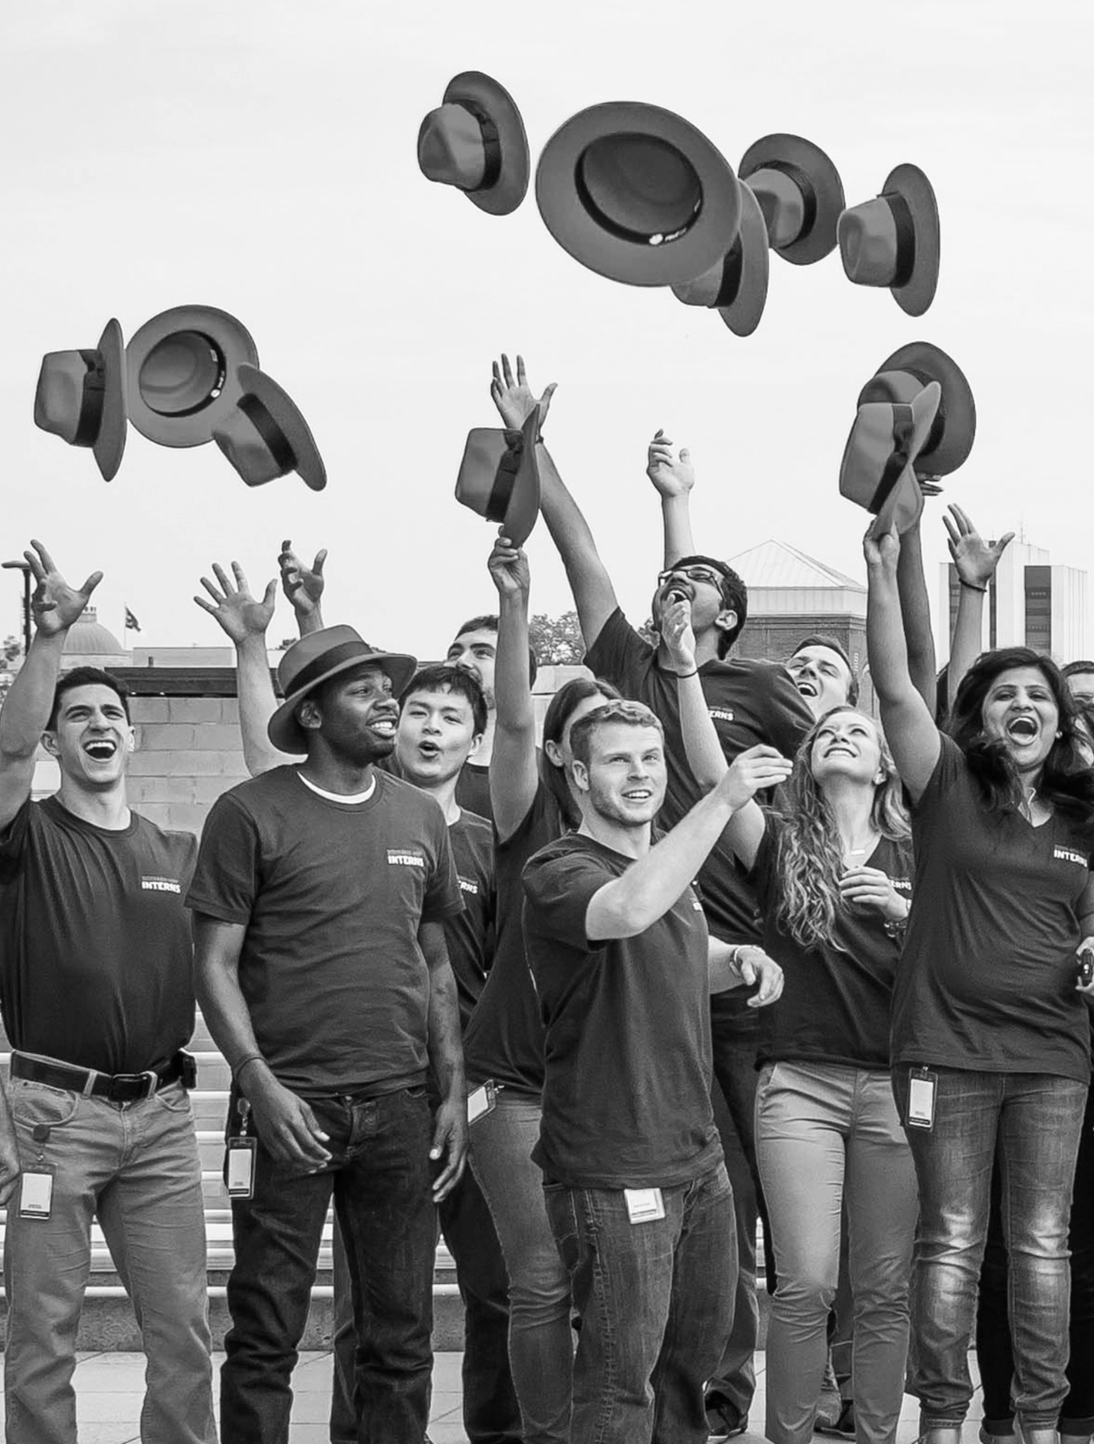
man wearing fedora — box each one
[0,540,215,1444]
[187,622,468,1444]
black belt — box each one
[11,1050,190,1103]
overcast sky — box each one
[4,0,1092,659]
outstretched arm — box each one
[943,504,1014,713]
[486,534,540,843]
[490,354,619,650]
[895,509,938,711]
[0,541,102,830]
[278,540,327,638]
[646,430,696,567]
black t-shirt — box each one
[0,796,197,1074]
[448,809,496,1032]
[455,762,493,823]
[892,735,1093,1082]
[522,833,722,1188]
[750,823,913,1070]
[463,779,565,1095]
[585,608,813,943]
[185,766,464,1096]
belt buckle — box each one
[107,1071,158,1103]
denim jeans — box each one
[892,1067,1088,1431]
[756,1062,917,1444]
[544,1162,736,1444]
[468,1094,573,1444]
[330,1164,521,1444]
[3,1078,215,1444]
[220,1084,435,1444]
[977,1080,1094,1436]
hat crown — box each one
[134,328,226,418]
[838,200,899,285]
[577,131,703,243]
[417,103,487,190]
[746,167,805,248]
[672,259,723,307]
[277,625,369,699]
[34,352,94,442]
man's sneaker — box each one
[816,1359,842,1430]
[705,1396,748,1439]
[816,1399,856,1439]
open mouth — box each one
[825,744,854,757]
[416,741,441,758]
[622,788,654,801]
[370,716,398,736]
[661,582,695,605]
[1006,716,1039,743]
[83,739,118,761]
[796,679,818,698]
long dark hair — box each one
[540,675,621,826]
[948,647,1094,832]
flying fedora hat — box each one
[34,319,127,481]
[670,180,770,337]
[268,625,418,755]
[536,101,741,288]
[858,342,974,475]
[418,71,530,216]
[738,134,845,266]
[838,163,940,316]
[213,365,326,491]
[841,380,942,539]
[456,406,541,547]
[126,305,258,447]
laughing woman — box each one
[865,526,1094,1444]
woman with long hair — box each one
[462,533,619,1444]
[865,525,1094,1444]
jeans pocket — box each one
[153,1081,193,1115]
[11,1079,81,1130]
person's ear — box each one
[40,728,59,759]
[544,738,563,768]
[467,731,484,762]
[297,698,323,734]
[572,759,590,793]
[713,608,739,637]
[125,725,137,755]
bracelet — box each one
[675,669,698,679]
[959,580,988,593]
[233,1053,265,1082]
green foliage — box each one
[528,610,585,665]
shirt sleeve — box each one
[422,813,465,925]
[745,818,780,917]
[583,607,654,694]
[522,849,613,953]
[0,798,32,882]
[911,731,962,818]
[183,793,261,923]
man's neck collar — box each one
[576,806,651,860]
[56,778,132,831]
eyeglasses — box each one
[657,566,725,591]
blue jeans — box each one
[544,1162,736,1444]
[220,1084,435,1444]
[3,1077,215,1444]
[892,1067,1087,1431]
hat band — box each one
[898,365,946,454]
[760,158,817,239]
[240,394,297,475]
[870,403,916,515]
[286,640,375,699]
[713,239,744,307]
[885,192,916,289]
[457,97,503,191]
[73,350,106,447]
[484,429,524,523]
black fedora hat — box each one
[738,134,845,266]
[840,381,942,539]
[126,305,259,447]
[536,101,741,288]
[34,319,127,481]
[670,181,770,337]
[213,365,326,491]
[455,407,540,547]
[838,164,940,317]
[418,71,530,217]
[858,341,974,475]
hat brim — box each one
[536,102,741,287]
[863,341,974,476]
[738,133,845,267]
[94,319,128,482]
[442,71,529,216]
[884,163,939,318]
[126,305,259,448]
[670,182,769,336]
[502,408,540,546]
[268,649,419,754]
[219,364,326,491]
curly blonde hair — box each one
[772,707,910,949]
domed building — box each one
[60,607,131,671]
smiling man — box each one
[0,541,215,1444]
[786,635,858,719]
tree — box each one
[0,635,24,703]
[528,610,585,665]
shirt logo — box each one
[141,876,181,893]
[892,878,912,892]
[708,707,735,724]
[387,849,426,868]
[1054,846,1088,867]
[458,877,479,895]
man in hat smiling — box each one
[186,616,468,1443]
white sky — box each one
[4,0,1092,657]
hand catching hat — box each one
[213,365,326,491]
[268,625,419,755]
[840,380,942,539]
[456,407,541,546]
[670,180,770,336]
[418,71,530,216]
[858,342,974,475]
[838,164,940,316]
[536,102,741,287]
[738,134,845,266]
[34,319,127,481]
[126,305,259,447]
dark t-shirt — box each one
[185,766,464,1096]
[892,735,1093,1082]
[455,762,493,823]
[750,823,913,1070]
[448,809,496,1032]
[522,833,722,1188]
[463,779,565,1095]
[585,608,813,943]
[0,796,197,1074]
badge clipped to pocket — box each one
[907,1067,937,1130]
[18,1169,55,1220]
[623,1187,666,1225]
[468,1080,500,1126]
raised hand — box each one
[646,430,695,498]
[278,539,327,619]
[915,473,944,498]
[23,539,102,638]
[863,523,901,571]
[943,504,1014,590]
[717,744,794,810]
[194,561,277,645]
[489,353,556,432]
[660,598,697,673]
[487,531,531,600]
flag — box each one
[124,606,141,633]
